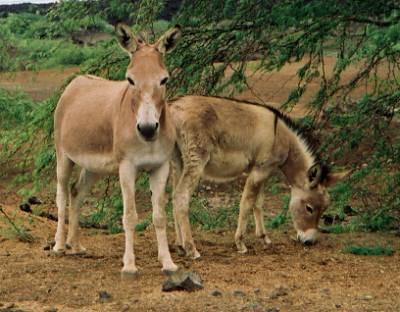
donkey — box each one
[170,96,348,258]
[52,23,182,276]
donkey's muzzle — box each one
[137,122,159,141]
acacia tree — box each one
[2,0,399,230]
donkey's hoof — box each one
[236,243,248,254]
[186,248,201,260]
[262,235,272,248]
[121,268,139,280]
[50,247,65,256]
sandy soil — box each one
[1,203,399,312]
[1,58,400,311]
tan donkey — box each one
[53,24,182,276]
[170,96,348,258]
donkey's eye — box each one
[160,77,168,86]
[127,77,135,85]
[306,204,314,214]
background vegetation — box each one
[0,0,399,236]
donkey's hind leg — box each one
[253,183,272,247]
[173,159,206,259]
[170,157,184,254]
[53,154,74,254]
[66,169,100,255]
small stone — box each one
[266,308,280,312]
[4,303,15,309]
[162,270,203,292]
[19,203,32,213]
[335,303,342,308]
[254,288,261,294]
[28,196,42,205]
[43,241,56,251]
[98,291,112,302]
[343,205,356,215]
[205,185,212,191]
[360,295,373,301]
[210,289,222,297]
[233,289,246,297]
[121,304,130,311]
[269,286,289,299]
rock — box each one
[269,286,289,299]
[210,289,222,297]
[360,295,373,301]
[233,289,246,298]
[43,241,56,251]
[28,196,42,205]
[121,304,130,312]
[98,291,112,302]
[322,214,334,225]
[343,205,357,215]
[162,270,203,292]
[266,308,280,312]
[254,288,261,294]
[19,203,32,213]
[335,303,342,308]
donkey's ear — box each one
[321,170,351,188]
[308,163,322,188]
[115,23,142,54]
[155,25,182,54]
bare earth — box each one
[1,58,400,311]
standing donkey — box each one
[170,96,348,259]
[53,24,182,276]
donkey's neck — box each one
[280,128,315,187]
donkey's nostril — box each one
[303,239,315,246]
[137,123,158,140]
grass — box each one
[344,245,395,256]
[189,197,240,230]
[0,206,34,243]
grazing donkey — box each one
[53,24,182,276]
[170,96,348,258]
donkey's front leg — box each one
[150,162,178,274]
[235,169,271,253]
[253,182,272,248]
[119,161,138,277]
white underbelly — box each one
[68,153,119,174]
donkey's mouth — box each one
[296,229,318,245]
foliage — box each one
[0,206,34,243]
[344,245,395,256]
[189,198,240,230]
[1,0,400,233]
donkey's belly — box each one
[204,150,251,182]
[68,152,119,174]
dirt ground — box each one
[1,58,400,311]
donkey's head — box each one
[116,23,182,141]
[289,163,348,245]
